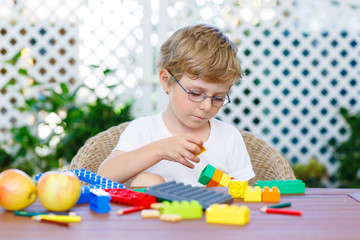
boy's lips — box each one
[193,115,206,120]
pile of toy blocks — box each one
[34,167,305,226]
[228,180,281,202]
[198,164,234,187]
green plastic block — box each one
[133,188,147,193]
[161,200,202,219]
[254,179,305,194]
[198,164,216,185]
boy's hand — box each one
[156,134,204,169]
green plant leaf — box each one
[89,64,100,68]
[103,68,115,75]
[18,68,29,76]
[5,51,21,65]
[60,82,69,95]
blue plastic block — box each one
[68,168,126,190]
[89,189,111,214]
[77,186,91,204]
[146,181,233,209]
[34,173,43,181]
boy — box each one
[98,24,255,187]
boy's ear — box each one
[159,69,171,93]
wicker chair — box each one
[68,122,295,186]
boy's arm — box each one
[97,134,203,183]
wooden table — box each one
[1,188,360,240]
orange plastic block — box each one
[262,186,280,202]
[244,186,262,202]
[218,173,231,187]
[228,180,248,198]
[206,179,219,187]
[212,169,223,183]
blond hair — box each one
[157,24,243,85]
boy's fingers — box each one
[185,134,203,146]
[178,157,195,169]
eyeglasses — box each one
[168,71,231,107]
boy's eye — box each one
[213,96,226,103]
[189,91,204,97]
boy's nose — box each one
[200,97,213,110]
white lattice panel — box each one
[0,0,80,139]
[1,0,360,186]
[157,0,360,185]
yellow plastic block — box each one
[218,173,231,187]
[206,204,250,225]
[262,186,280,202]
[244,186,262,202]
[228,180,248,198]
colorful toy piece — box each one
[206,204,250,225]
[254,179,305,194]
[198,164,233,187]
[228,180,248,198]
[262,186,280,202]
[104,188,157,208]
[89,189,111,214]
[77,186,91,204]
[196,146,206,156]
[198,164,216,185]
[146,181,233,209]
[161,200,202,219]
[35,169,125,190]
[244,186,262,202]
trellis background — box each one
[1,0,359,186]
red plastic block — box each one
[104,188,157,208]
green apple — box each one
[0,169,37,211]
[37,171,81,212]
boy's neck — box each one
[161,110,211,142]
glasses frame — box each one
[168,71,231,107]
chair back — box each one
[68,122,295,185]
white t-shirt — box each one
[113,113,255,186]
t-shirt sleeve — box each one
[226,129,255,181]
[112,118,153,152]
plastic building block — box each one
[133,188,147,193]
[218,173,231,187]
[161,200,202,219]
[35,169,126,190]
[244,186,262,202]
[228,180,248,198]
[146,181,233,209]
[206,204,250,225]
[196,146,207,156]
[104,188,157,208]
[211,169,223,185]
[89,189,111,213]
[198,164,216,185]
[254,179,305,194]
[198,164,233,187]
[77,186,91,204]
[262,186,280,202]
[206,178,219,187]
[69,169,125,190]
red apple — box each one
[37,171,81,212]
[0,169,37,211]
